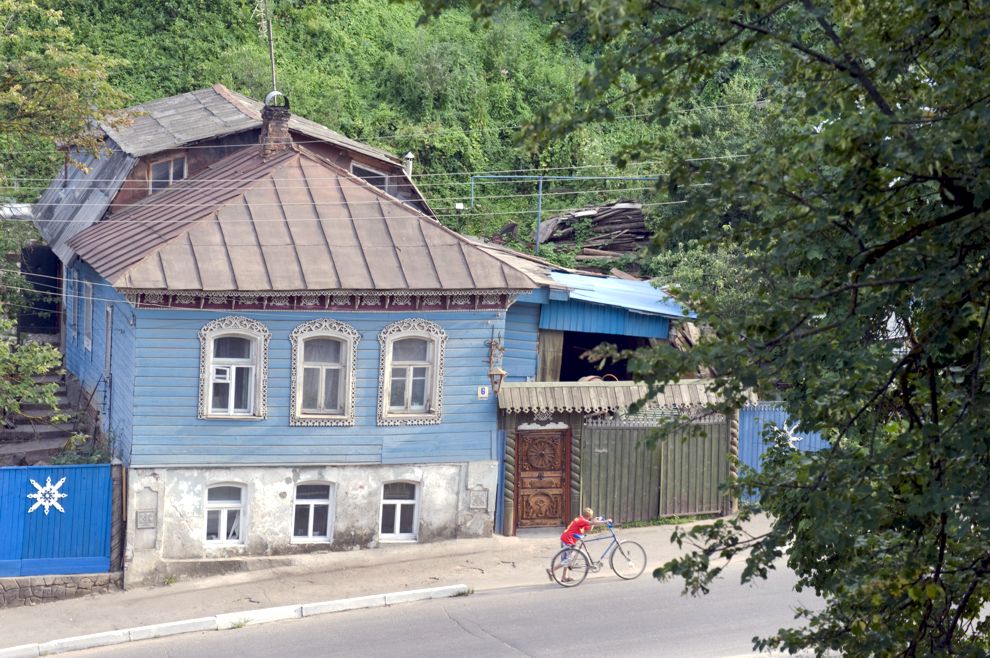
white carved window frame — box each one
[378,318,446,426]
[289,319,360,427]
[83,281,93,352]
[198,316,270,420]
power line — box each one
[18,199,687,228]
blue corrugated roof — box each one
[548,272,689,319]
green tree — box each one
[0,0,124,429]
[422,0,990,654]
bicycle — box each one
[548,520,647,587]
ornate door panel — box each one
[516,429,571,528]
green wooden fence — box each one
[580,417,729,522]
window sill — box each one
[290,538,333,545]
[379,537,418,543]
[204,541,245,548]
[378,413,441,427]
[200,414,266,421]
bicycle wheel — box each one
[610,540,647,580]
[549,546,590,587]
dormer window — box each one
[352,164,388,192]
[150,156,186,193]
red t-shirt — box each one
[560,516,592,545]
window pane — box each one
[208,486,242,502]
[312,505,329,537]
[212,382,229,411]
[206,510,220,540]
[215,336,251,359]
[293,505,310,537]
[323,369,341,411]
[354,165,387,190]
[410,368,427,407]
[233,367,251,411]
[304,338,341,363]
[393,338,428,361]
[302,368,320,410]
[383,482,416,500]
[389,368,406,408]
[172,158,185,181]
[151,161,170,191]
[296,484,330,500]
[381,503,396,534]
[226,510,240,540]
[399,504,414,534]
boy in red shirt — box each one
[548,507,610,582]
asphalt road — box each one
[69,562,819,657]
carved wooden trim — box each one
[289,319,361,427]
[198,316,270,419]
[377,318,446,426]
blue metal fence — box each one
[0,464,112,576]
[738,403,828,474]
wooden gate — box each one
[515,428,571,528]
[581,417,729,522]
[0,464,113,576]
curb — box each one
[0,584,469,658]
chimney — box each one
[403,152,415,177]
[260,91,291,158]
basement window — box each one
[205,484,244,544]
[149,156,186,193]
[380,482,418,541]
[293,483,335,542]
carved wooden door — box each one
[516,429,571,528]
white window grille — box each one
[205,484,244,544]
[380,482,418,541]
[289,320,360,426]
[292,483,334,542]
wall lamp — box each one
[486,332,507,395]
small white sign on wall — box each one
[477,385,490,400]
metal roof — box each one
[32,142,137,263]
[68,145,534,293]
[498,379,736,414]
[105,84,399,164]
[547,272,687,319]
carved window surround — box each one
[289,319,360,427]
[378,318,446,426]
[198,316,270,420]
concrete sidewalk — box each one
[0,517,770,651]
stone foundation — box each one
[0,572,122,608]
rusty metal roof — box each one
[498,380,746,414]
[68,146,534,293]
[105,84,399,165]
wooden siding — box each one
[504,302,540,382]
[64,264,138,464]
[130,309,504,467]
[539,299,670,339]
[738,403,828,474]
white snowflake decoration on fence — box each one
[27,476,68,515]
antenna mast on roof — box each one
[256,0,278,93]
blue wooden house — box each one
[35,89,533,584]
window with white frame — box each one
[378,318,446,426]
[149,156,186,193]
[289,320,360,426]
[380,482,418,541]
[205,484,244,544]
[292,483,335,542]
[351,163,388,192]
[198,317,270,419]
[83,281,93,351]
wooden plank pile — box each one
[537,201,650,262]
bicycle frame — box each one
[571,523,622,566]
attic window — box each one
[150,156,186,193]
[352,164,388,192]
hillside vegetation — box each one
[12,0,771,265]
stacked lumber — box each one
[536,201,650,262]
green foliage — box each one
[1,0,129,200]
[0,318,64,421]
[428,0,990,654]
